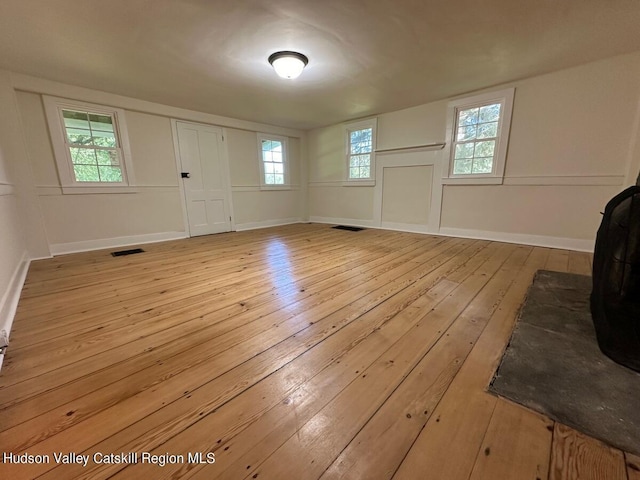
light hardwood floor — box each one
[0,224,635,479]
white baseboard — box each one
[0,251,30,370]
[235,218,303,232]
[438,227,595,252]
[308,216,375,229]
[309,217,594,252]
[50,231,188,256]
[379,221,436,235]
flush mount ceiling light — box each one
[268,51,308,79]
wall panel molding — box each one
[232,185,301,192]
[35,185,179,196]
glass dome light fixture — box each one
[268,51,308,79]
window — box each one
[345,118,377,184]
[257,134,289,188]
[43,96,135,193]
[442,88,514,185]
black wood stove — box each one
[591,176,640,372]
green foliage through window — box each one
[348,128,372,179]
[452,103,501,175]
[63,109,122,183]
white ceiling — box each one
[1,0,640,130]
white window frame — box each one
[43,96,136,194]
[442,88,515,185]
[344,118,377,186]
[257,133,290,190]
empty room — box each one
[1,1,640,479]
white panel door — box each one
[176,121,232,236]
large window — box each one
[257,133,289,188]
[44,96,135,192]
[443,88,514,184]
[345,118,377,184]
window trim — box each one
[43,96,136,194]
[442,88,514,185]
[257,133,290,190]
[344,118,377,186]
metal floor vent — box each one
[332,225,365,232]
[111,248,145,257]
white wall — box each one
[227,129,304,229]
[308,52,640,250]
[0,70,32,355]
[12,76,306,253]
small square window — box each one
[443,88,514,185]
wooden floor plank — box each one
[0,225,626,480]
[316,246,531,480]
[0,238,465,451]
[567,251,592,276]
[545,249,570,272]
[626,452,640,480]
[35,240,490,480]
[549,423,626,480]
[194,245,521,480]
[468,399,553,480]
[392,247,551,480]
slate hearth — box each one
[489,270,640,455]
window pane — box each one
[273,174,284,184]
[479,103,501,122]
[73,164,100,182]
[274,163,284,174]
[351,140,372,154]
[265,173,276,184]
[456,125,477,141]
[477,122,498,139]
[349,167,360,179]
[264,163,274,174]
[472,157,493,174]
[350,128,371,145]
[70,147,97,165]
[271,152,283,163]
[93,130,117,147]
[453,158,472,174]
[98,166,123,182]
[350,154,370,168]
[262,139,282,153]
[66,128,93,145]
[89,114,114,133]
[454,143,474,159]
[95,149,119,166]
[360,166,370,178]
[63,110,90,129]
[458,108,479,126]
[474,140,495,158]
